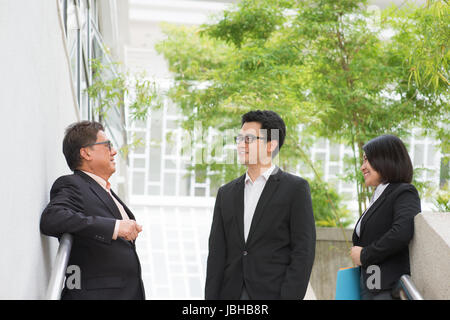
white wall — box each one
[0,0,78,299]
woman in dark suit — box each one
[350,134,421,300]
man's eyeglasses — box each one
[235,134,266,144]
[83,140,113,151]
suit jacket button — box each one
[243,251,248,256]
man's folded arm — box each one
[40,176,116,244]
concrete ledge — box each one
[316,227,353,242]
[311,227,354,300]
[410,212,450,300]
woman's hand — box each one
[350,246,363,266]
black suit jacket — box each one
[205,167,316,300]
[352,183,421,293]
[40,170,145,300]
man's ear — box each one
[79,147,91,162]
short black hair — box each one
[363,134,413,184]
[241,110,286,157]
[63,121,104,171]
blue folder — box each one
[335,266,361,300]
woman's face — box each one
[361,153,382,187]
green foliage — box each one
[384,0,450,155]
[309,178,353,228]
[86,58,160,158]
[87,59,159,120]
[129,72,159,121]
[433,183,450,212]
[412,167,435,197]
[87,59,127,119]
[202,0,290,48]
[390,0,449,91]
[156,0,449,224]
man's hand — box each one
[118,220,143,241]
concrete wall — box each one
[0,0,78,299]
[310,228,354,300]
[410,212,450,300]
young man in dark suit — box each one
[205,110,316,300]
[40,121,145,300]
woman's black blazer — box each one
[352,183,421,293]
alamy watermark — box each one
[65,265,81,290]
[366,265,381,290]
[157,122,282,166]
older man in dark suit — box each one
[40,121,145,300]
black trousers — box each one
[359,272,396,300]
[240,284,250,300]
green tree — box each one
[156,0,449,220]
[386,0,449,161]
[309,178,352,228]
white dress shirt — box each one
[82,171,130,240]
[244,164,277,242]
[355,183,390,237]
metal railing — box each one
[45,233,73,300]
[393,275,424,300]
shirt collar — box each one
[373,182,389,199]
[81,170,111,191]
[245,164,277,184]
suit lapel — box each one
[233,175,246,246]
[359,184,396,236]
[246,167,282,245]
[90,184,123,220]
[75,170,123,220]
[110,189,136,220]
